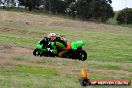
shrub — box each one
[116,8,132,24]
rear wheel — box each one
[33,49,40,56]
[77,49,87,61]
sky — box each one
[111,0,132,11]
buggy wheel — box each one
[33,49,40,56]
[77,49,87,61]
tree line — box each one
[0,0,132,24]
[0,0,115,22]
[19,0,115,22]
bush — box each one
[116,8,132,24]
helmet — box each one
[48,33,57,41]
[48,33,57,37]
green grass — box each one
[0,33,37,48]
[0,64,59,88]
[84,33,132,63]
[0,65,57,77]
[91,63,122,70]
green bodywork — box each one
[35,41,85,54]
[71,41,85,50]
[36,41,47,55]
[36,42,42,49]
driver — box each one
[47,33,70,57]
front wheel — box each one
[33,49,40,56]
[76,49,87,61]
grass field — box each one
[0,10,132,88]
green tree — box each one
[0,0,6,8]
[76,0,114,22]
[76,0,92,19]
[17,0,114,22]
[56,0,66,14]
[0,0,15,8]
[45,0,66,14]
[64,0,76,7]
[69,2,76,18]
[18,0,42,11]
[94,0,114,22]
[18,0,32,11]
[116,8,132,24]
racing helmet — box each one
[48,33,57,41]
[48,33,57,37]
